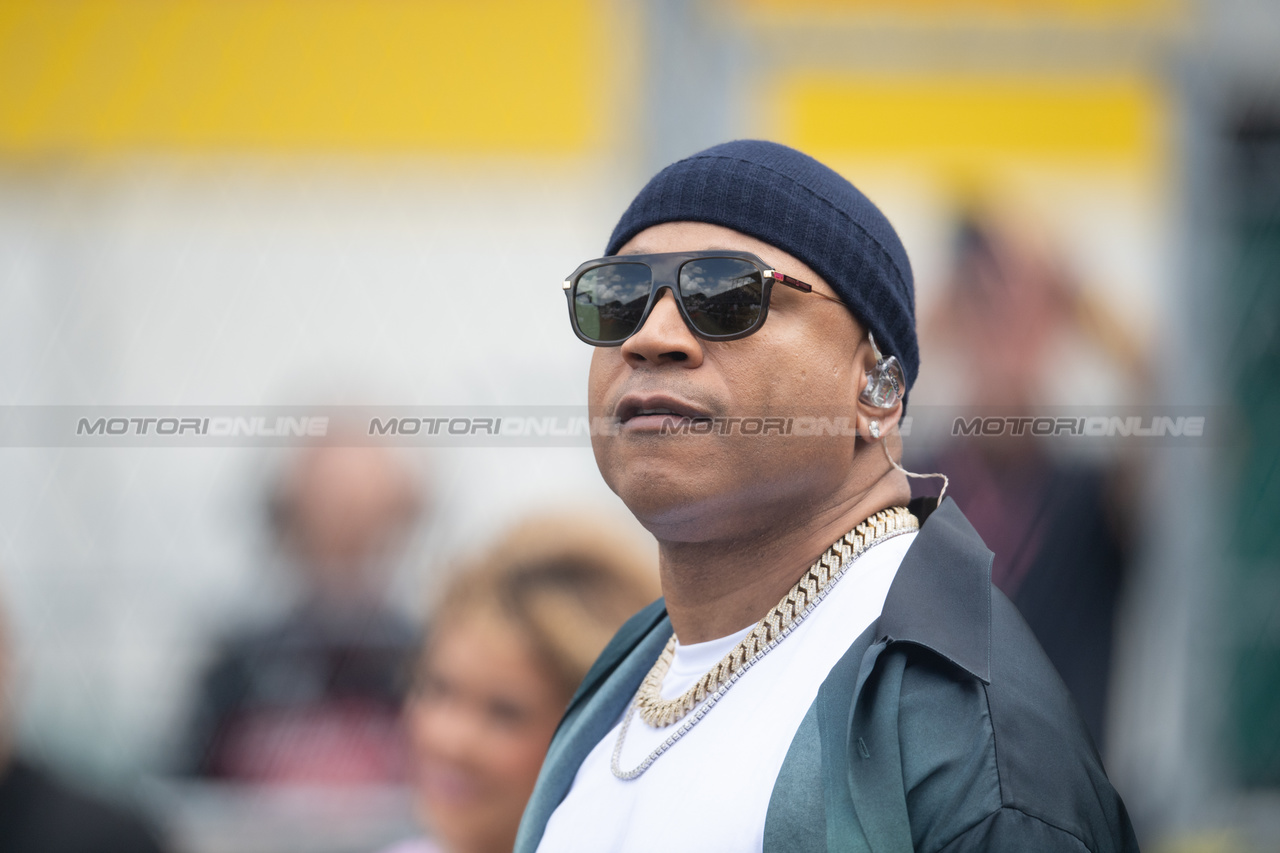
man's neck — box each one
[656,471,911,645]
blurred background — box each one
[1,0,1278,851]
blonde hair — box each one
[428,514,659,699]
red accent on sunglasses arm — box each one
[766,270,846,306]
[765,270,811,292]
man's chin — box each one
[602,469,754,542]
[599,459,695,515]
[596,437,716,491]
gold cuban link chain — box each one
[634,505,919,729]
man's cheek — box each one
[589,434,614,485]
[589,435,640,500]
[587,351,621,406]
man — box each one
[517,140,1138,852]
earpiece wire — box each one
[880,434,949,504]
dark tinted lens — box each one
[573,263,653,343]
[679,258,764,337]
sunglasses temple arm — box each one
[766,270,845,306]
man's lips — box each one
[615,393,712,428]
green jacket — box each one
[515,498,1140,852]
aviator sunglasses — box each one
[562,250,845,346]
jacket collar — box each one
[876,496,993,683]
[561,495,993,725]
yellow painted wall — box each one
[0,0,610,154]
[770,73,1167,178]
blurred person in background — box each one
[181,439,426,785]
[915,211,1147,748]
[0,590,169,853]
[382,514,659,853]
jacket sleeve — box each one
[936,807,1093,853]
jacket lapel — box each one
[813,625,880,853]
[807,497,995,853]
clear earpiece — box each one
[859,332,905,408]
[858,336,948,501]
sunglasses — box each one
[561,250,845,346]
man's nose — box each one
[620,288,704,367]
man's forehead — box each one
[614,222,786,265]
[618,245,744,257]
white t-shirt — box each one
[536,530,917,853]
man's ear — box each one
[856,392,903,441]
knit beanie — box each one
[605,139,919,398]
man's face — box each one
[588,221,867,541]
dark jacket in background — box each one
[0,758,167,853]
[181,606,418,784]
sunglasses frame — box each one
[561,249,843,346]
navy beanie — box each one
[606,139,919,397]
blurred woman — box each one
[382,514,659,853]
